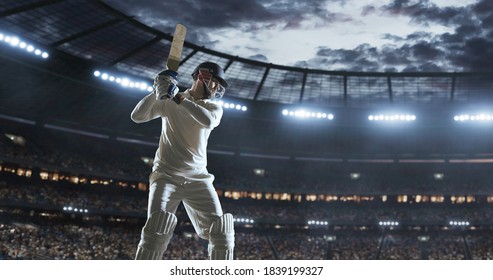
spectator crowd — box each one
[2,126,493,260]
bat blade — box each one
[166,23,187,72]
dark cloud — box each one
[105,0,493,72]
[105,0,357,53]
[305,41,450,72]
[384,67,399,72]
[402,65,419,72]
[361,5,377,16]
[306,0,493,72]
[435,0,493,71]
[415,61,443,72]
[310,0,487,73]
[454,37,493,71]
[481,14,493,29]
[473,0,493,16]
[411,41,443,60]
[311,44,382,71]
[381,46,412,65]
[107,0,273,29]
[380,0,467,27]
[106,0,353,32]
[248,54,269,62]
[382,33,404,42]
[405,31,433,41]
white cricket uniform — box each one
[131,90,224,239]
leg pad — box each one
[208,213,235,260]
[135,210,177,260]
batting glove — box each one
[154,70,179,100]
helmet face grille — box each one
[192,62,228,88]
[197,69,225,99]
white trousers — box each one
[146,172,223,240]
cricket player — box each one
[130,62,234,260]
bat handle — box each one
[158,69,178,80]
[172,95,182,104]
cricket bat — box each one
[166,23,187,72]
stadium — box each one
[1,0,493,260]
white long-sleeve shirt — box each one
[130,90,223,178]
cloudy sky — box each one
[104,0,493,72]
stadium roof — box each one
[1,0,493,108]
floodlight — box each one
[234,217,254,224]
[418,236,429,242]
[212,100,248,112]
[433,173,444,180]
[454,113,493,122]
[282,108,334,121]
[350,173,360,180]
[307,220,329,226]
[9,37,19,46]
[368,114,416,122]
[379,220,399,227]
[0,30,49,59]
[449,220,470,227]
[93,69,153,92]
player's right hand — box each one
[154,70,179,100]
